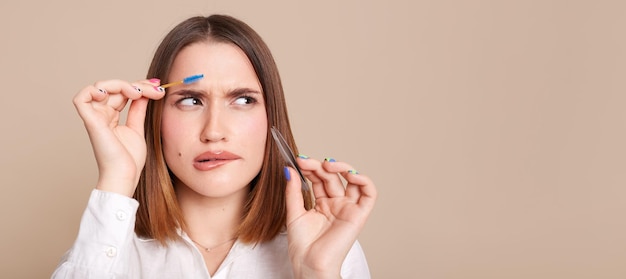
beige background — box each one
[1,0,625,278]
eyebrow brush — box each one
[160,74,204,89]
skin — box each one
[162,41,267,200]
[286,159,377,278]
[162,41,268,274]
[73,40,377,279]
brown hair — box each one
[134,15,313,245]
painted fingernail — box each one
[298,154,309,159]
[133,85,142,93]
[348,169,359,175]
[154,86,165,93]
[283,166,291,181]
[324,157,336,162]
[149,78,161,84]
[97,88,107,94]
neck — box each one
[175,183,248,245]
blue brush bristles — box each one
[182,74,204,84]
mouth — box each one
[193,150,240,171]
[198,158,227,163]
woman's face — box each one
[161,41,267,199]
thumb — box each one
[126,97,149,134]
[284,166,306,225]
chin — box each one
[184,174,253,197]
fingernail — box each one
[283,166,291,181]
[133,85,142,93]
[297,154,309,159]
[154,86,165,93]
[324,157,336,162]
[97,88,107,94]
[348,169,359,175]
[149,78,161,84]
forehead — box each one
[168,41,260,87]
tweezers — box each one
[270,126,310,191]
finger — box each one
[133,80,166,100]
[344,174,361,201]
[297,157,345,198]
[320,160,353,173]
[91,80,165,114]
[341,171,377,209]
[126,97,149,134]
[297,158,328,199]
[324,160,377,203]
[321,160,360,200]
[93,79,165,101]
[297,157,331,199]
[85,80,138,113]
[146,77,162,86]
[319,159,377,207]
[72,86,109,113]
[322,159,357,199]
[73,86,123,134]
[92,79,139,101]
[284,166,307,225]
[73,79,163,134]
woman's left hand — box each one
[285,156,377,279]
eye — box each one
[233,95,257,105]
[177,96,203,107]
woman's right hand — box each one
[73,79,165,197]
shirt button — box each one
[105,246,117,257]
[116,210,127,221]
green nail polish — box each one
[298,154,309,159]
[348,169,359,174]
[325,157,336,162]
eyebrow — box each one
[228,87,262,97]
[166,88,207,98]
[167,87,262,98]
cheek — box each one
[160,110,187,159]
[243,110,268,158]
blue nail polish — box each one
[325,157,336,162]
[283,166,291,181]
[348,169,359,175]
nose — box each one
[200,106,227,143]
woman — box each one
[53,14,376,278]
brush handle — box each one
[159,80,183,89]
[159,74,204,89]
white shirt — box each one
[52,189,371,278]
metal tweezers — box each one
[270,126,310,191]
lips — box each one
[193,150,240,171]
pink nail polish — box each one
[133,85,142,93]
[149,78,160,84]
[154,86,165,93]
